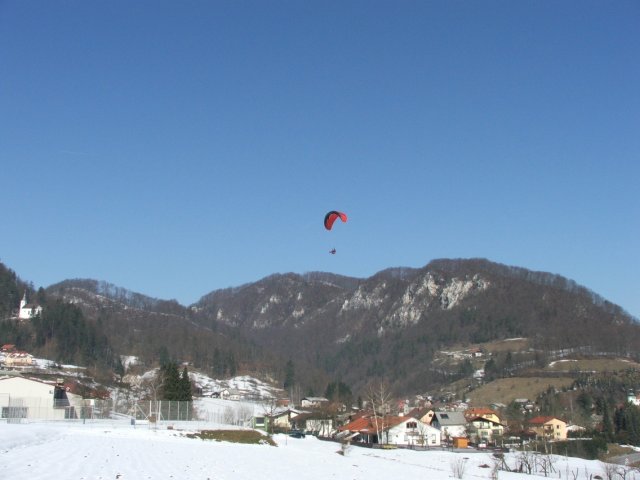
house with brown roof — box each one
[407,407,435,424]
[527,416,567,440]
[466,416,505,445]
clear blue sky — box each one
[1,1,638,318]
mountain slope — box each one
[45,279,274,378]
[34,258,639,396]
[193,258,638,393]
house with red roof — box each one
[464,407,501,424]
[527,416,567,440]
[339,414,441,447]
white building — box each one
[300,397,329,408]
[341,415,441,447]
[3,351,33,368]
[384,417,441,447]
[431,411,468,440]
[0,376,83,420]
[18,292,43,320]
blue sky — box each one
[1,1,638,318]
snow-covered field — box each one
[0,420,628,480]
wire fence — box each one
[0,396,225,424]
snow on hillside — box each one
[0,421,630,480]
[190,372,282,398]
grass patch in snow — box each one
[186,429,276,446]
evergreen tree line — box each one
[159,359,192,401]
[0,263,27,319]
[611,403,640,445]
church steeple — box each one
[18,291,41,320]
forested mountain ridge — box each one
[192,258,638,393]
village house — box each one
[430,411,467,441]
[261,407,303,432]
[0,376,84,420]
[3,351,34,368]
[406,407,435,424]
[527,416,567,441]
[464,407,501,424]
[211,388,244,400]
[340,414,441,447]
[226,388,243,401]
[290,411,334,437]
[466,416,505,445]
[299,396,329,408]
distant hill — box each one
[45,278,274,380]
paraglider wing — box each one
[324,211,348,230]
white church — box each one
[18,292,43,320]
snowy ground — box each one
[0,421,632,480]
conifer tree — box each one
[179,367,192,401]
[284,359,295,390]
[602,400,614,441]
[161,362,181,400]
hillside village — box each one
[0,348,570,448]
[4,341,640,463]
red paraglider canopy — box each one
[324,211,347,230]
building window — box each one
[406,421,417,429]
[2,407,28,418]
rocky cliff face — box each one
[197,263,499,338]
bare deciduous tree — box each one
[490,455,501,480]
[451,457,468,479]
[223,405,236,424]
[517,449,536,475]
[237,403,254,427]
[365,379,393,444]
[260,397,282,434]
[536,454,557,477]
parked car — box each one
[289,430,306,438]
